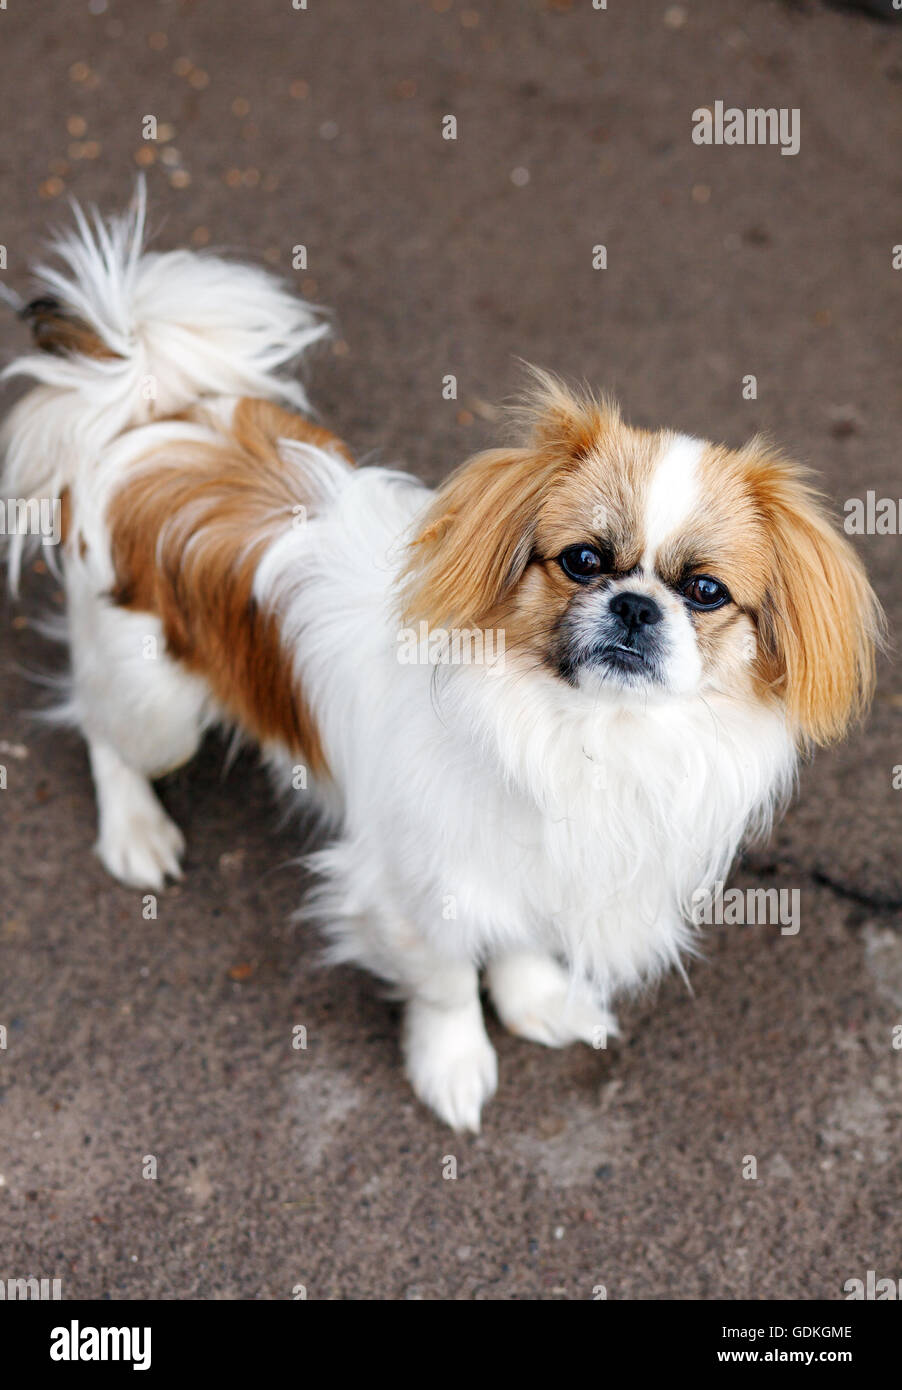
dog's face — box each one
[510,430,752,701]
[404,377,880,745]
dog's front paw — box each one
[488,952,618,1049]
[403,998,498,1132]
[95,794,186,891]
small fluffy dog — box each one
[2,192,882,1130]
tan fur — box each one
[404,378,881,745]
[737,445,881,745]
[108,397,352,774]
[402,446,562,630]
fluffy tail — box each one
[1,180,328,591]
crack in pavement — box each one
[741,858,902,919]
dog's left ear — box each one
[402,446,563,629]
[750,452,883,746]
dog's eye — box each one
[681,574,730,610]
[559,544,606,582]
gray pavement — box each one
[1,0,900,1299]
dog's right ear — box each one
[401,446,562,629]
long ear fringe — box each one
[748,448,885,747]
[399,447,552,629]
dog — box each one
[1,189,882,1130]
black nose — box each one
[609,591,663,631]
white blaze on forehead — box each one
[641,433,705,568]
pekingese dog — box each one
[1,190,882,1129]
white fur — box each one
[252,457,795,1129]
[0,180,326,592]
[642,432,704,562]
[1,199,800,1132]
[487,953,619,1048]
[90,739,187,890]
[565,433,709,701]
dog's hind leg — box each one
[67,575,210,890]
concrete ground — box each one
[1,0,901,1300]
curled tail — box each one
[1,180,328,590]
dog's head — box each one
[402,375,881,745]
